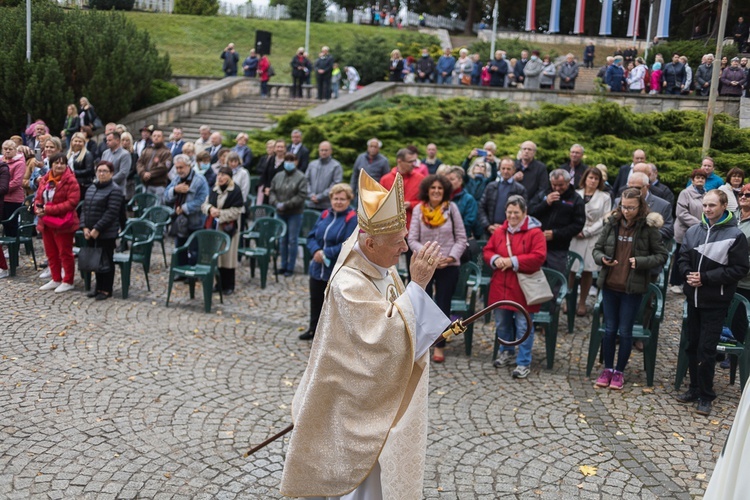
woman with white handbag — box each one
[483,195,547,379]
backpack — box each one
[267,65,275,77]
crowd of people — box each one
[3,104,750,416]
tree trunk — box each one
[346,5,354,23]
[464,0,477,35]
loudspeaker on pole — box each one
[255,31,272,56]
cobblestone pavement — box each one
[0,242,742,499]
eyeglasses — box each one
[740,193,750,198]
[620,205,639,212]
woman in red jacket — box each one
[34,152,81,293]
[483,195,547,379]
[258,55,271,97]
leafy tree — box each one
[273,0,327,22]
[174,0,218,16]
[0,3,170,138]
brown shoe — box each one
[576,304,587,316]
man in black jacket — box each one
[287,129,310,173]
[559,144,588,188]
[221,43,240,77]
[662,53,687,95]
[513,141,549,200]
[477,158,527,236]
[612,149,647,195]
[528,169,586,274]
[314,46,334,100]
[416,48,435,83]
[733,17,748,51]
[676,189,750,416]
[488,51,508,87]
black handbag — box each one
[169,213,190,238]
[78,245,111,274]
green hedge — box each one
[238,96,749,197]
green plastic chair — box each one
[450,262,481,355]
[492,268,568,369]
[0,205,37,276]
[247,204,277,221]
[238,217,286,289]
[299,209,322,274]
[249,175,261,197]
[586,283,664,386]
[656,238,676,302]
[139,205,173,266]
[674,294,750,392]
[127,192,159,219]
[166,230,231,313]
[114,219,156,299]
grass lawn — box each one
[125,12,435,81]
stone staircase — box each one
[168,94,317,139]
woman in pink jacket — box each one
[1,140,27,237]
[408,174,468,363]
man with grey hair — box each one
[136,129,172,201]
[314,46,334,100]
[287,129,310,173]
[306,141,343,210]
[695,54,714,96]
[528,169,586,274]
[559,53,579,90]
[559,144,588,187]
[351,138,389,196]
[612,148,647,194]
[623,170,674,242]
[513,140,549,200]
[194,125,211,155]
[164,154,209,267]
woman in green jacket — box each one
[592,188,668,390]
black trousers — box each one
[427,266,460,348]
[292,77,305,98]
[308,277,327,334]
[686,302,729,401]
[317,74,331,100]
[94,238,117,295]
[219,267,235,292]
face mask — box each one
[200,163,210,171]
[530,55,538,62]
[422,53,428,58]
[284,162,295,172]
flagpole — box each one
[644,0,654,62]
[702,0,730,155]
[490,0,498,59]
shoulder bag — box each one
[78,242,111,274]
[505,232,553,306]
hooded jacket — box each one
[678,211,750,308]
[593,212,668,294]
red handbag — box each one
[43,211,76,231]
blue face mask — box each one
[284,162,295,172]
[200,163,210,171]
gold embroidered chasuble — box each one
[280,232,438,499]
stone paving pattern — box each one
[0,240,742,499]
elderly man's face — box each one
[210,133,222,146]
[370,229,409,268]
[174,161,190,178]
[520,142,536,162]
[200,129,211,140]
[318,143,332,159]
[627,178,648,197]
[367,141,380,156]
[550,178,570,195]
[499,161,514,180]
[569,147,583,164]
[633,150,646,164]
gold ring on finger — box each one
[428,257,434,265]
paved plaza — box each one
[0,242,743,499]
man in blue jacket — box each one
[436,48,456,85]
[164,155,209,267]
[676,189,749,417]
[662,53,687,95]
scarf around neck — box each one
[421,202,449,228]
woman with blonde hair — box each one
[232,132,253,171]
[67,132,94,200]
[389,49,405,82]
[61,104,80,147]
[455,48,474,85]
[78,97,100,133]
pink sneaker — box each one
[595,369,613,388]
[609,371,624,390]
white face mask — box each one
[530,55,538,62]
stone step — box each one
[167,93,315,138]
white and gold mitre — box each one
[357,170,406,235]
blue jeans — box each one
[495,308,533,367]
[601,288,643,372]
[437,74,452,85]
[260,80,269,96]
[279,213,302,273]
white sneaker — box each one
[670,285,683,294]
[54,282,75,293]
[40,280,61,291]
[39,268,51,279]
[493,350,514,368]
[0,268,9,278]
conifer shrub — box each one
[246,96,750,196]
[0,2,170,138]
